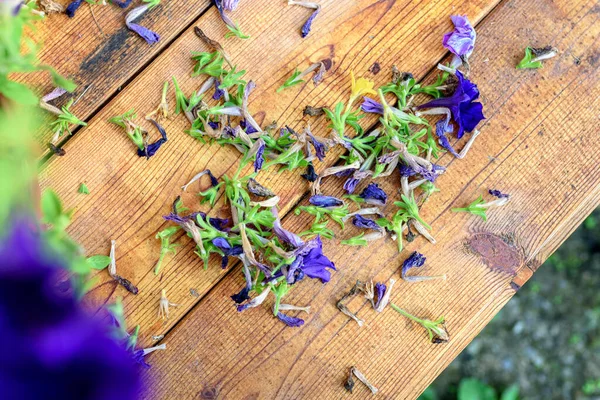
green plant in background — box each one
[582,378,600,396]
[418,379,519,400]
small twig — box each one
[350,366,378,394]
[88,3,106,38]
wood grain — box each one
[136,0,600,398]
[19,0,216,148]
[39,0,499,349]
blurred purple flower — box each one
[231,287,251,304]
[436,119,459,157]
[0,222,141,399]
[442,15,476,58]
[307,130,327,161]
[277,312,305,327]
[343,177,360,194]
[137,119,167,158]
[417,70,484,139]
[399,163,417,177]
[126,6,160,45]
[272,208,305,248]
[212,79,225,100]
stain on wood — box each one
[466,233,522,274]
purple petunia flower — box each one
[359,183,387,206]
[111,0,133,8]
[128,23,160,44]
[0,222,141,399]
[489,189,510,199]
[436,119,460,157]
[361,97,384,114]
[272,208,305,248]
[277,312,305,327]
[417,70,484,139]
[399,163,417,177]
[306,130,327,161]
[343,178,360,194]
[374,282,386,310]
[420,163,446,182]
[301,162,318,182]
[137,119,167,158]
[442,15,476,59]
[231,287,251,304]
[126,6,160,45]
[309,195,343,208]
[352,215,381,231]
[239,119,258,134]
[401,251,426,276]
[222,0,239,11]
[301,8,320,38]
[254,140,265,172]
[293,236,336,283]
[212,79,225,100]
[65,0,83,17]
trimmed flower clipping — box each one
[125,0,161,45]
[517,46,558,69]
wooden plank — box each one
[20,0,216,147]
[138,0,600,398]
[38,0,500,348]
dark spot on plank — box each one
[369,62,381,75]
[80,28,131,75]
[466,233,522,274]
[199,386,219,399]
[321,58,333,71]
[190,288,199,297]
[510,281,521,291]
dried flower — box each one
[138,118,168,158]
[288,0,320,38]
[237,286,271,312]
[301,162,318,182]
[276,312,305,327]
[108,240,139,294]
[277,62,324,92]
[390,303,449,343]
[181,169,219,192]
[349,366,378,394]
[401,251,446,283]
[375,278,395,312]
[336,281,364,327]
[489,189,510,199]
[158,289,178,319]
[125,2,161,45]
[352,214,381,231]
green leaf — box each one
[516,47,543,69]
[0,79,38,105]
[78,183,90,194]
[500,385,519,400]
[458,378,498,400]
[48,69,77,92]
[86,255,111,270]
[41,189,63,224]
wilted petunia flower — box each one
[359,183,387,206]
[352,215,380,231]
[126,4,161,45]
[65,0,83,18]
[443,15,476,66]
[489,189,509,199]
[374,282,386,310]
[401,251,446,283]
[271,207,305,248]
[222,0,239,11]
[111,0,133,8]
[212,79,225,100]
[288,1,321,38]
[231,286,251,304]
[276,312,305,327]
[361,97,384,114]
[301,163,318,182]
[309,195,344,208]
[290,235,336,283]
[137,118,167,158]
[0,222,141,399]
[417,70,484,139]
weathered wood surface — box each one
[22,0,215,148]
[39,0,498,341]
[38,0,600,397]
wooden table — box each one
[32,0,600,397]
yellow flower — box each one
[350,71,377,99]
